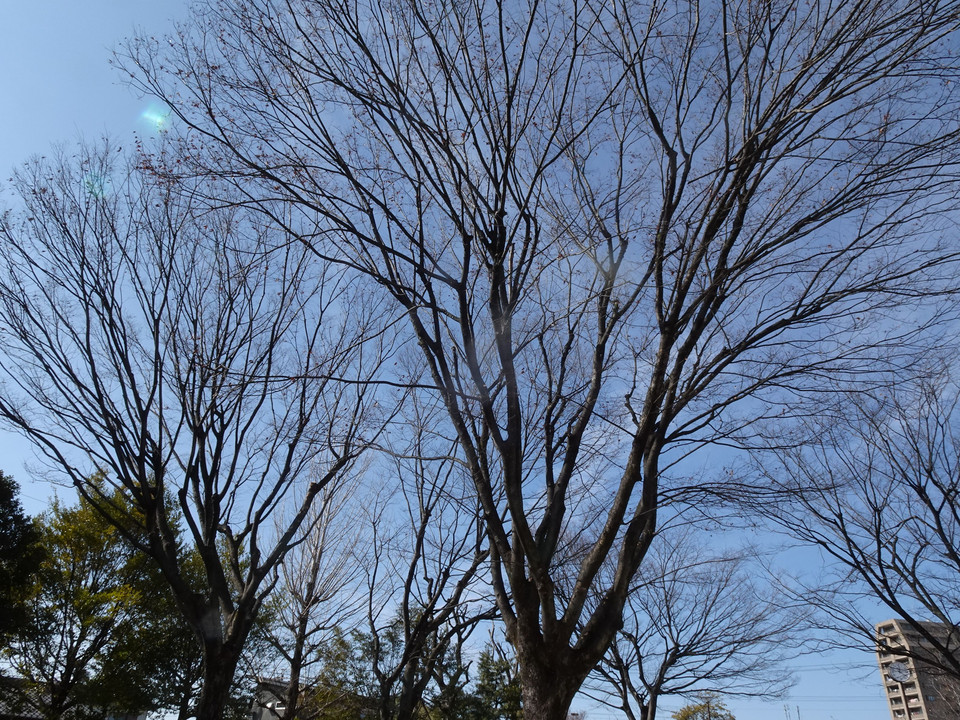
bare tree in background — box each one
[256,397,490,720]
[0,146,387,720]
[760,378,960,682]
[121,0,960,715]
[257,480,366,720]
[587,533,798,720]
[347,400,492,720]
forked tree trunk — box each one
[644,696,659,720]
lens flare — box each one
[82,172,109,199]
[141,104,171,133]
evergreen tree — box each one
[0,471,41,640]
[470,648,523,720]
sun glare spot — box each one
[141,104,172,133]
[83,173,109,198]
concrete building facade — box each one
[876,619,960,720]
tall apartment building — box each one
[876,619,960,720]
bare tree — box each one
[759,377,960,682]
[0,146,386,720]
[257,479,366,720]
[586,532,798,720]
[255,397,491,720]
[348,404,492,720]
[120,0,960,716]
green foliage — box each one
[468,648,523,720]
[310,630,522,720]
[0,488,203,720]
[8,493,139,719]
[0,471,42,640]
[97,547,204,717]
[671,693,736,720]
[315,626,374,696]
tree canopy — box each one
[671,693,736,720]
[0,471,41,640]
[2,0,960,718]
[116,0,960,716]
[762,378,960,681]
[0,489,203,720]
[0,147,387,720]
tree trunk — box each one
[644,696,659,720]
[515,647,584,720]
[191,601,252,720]
[177,686,194,720]
[195,646,241,720]
[519,670,579,720]
[283,614,307,720]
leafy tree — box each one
[120,0,960,716]
[670,693,735,720]
[1,491,200,720]
[0,471,41,640]
[469,644,523,720]
[98,543,205,720]
[4,494,140,720]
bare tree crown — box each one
[34,0,960,716]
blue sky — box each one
[0,1,191,507]
[0,3,893,719]
[0,0,185,175]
